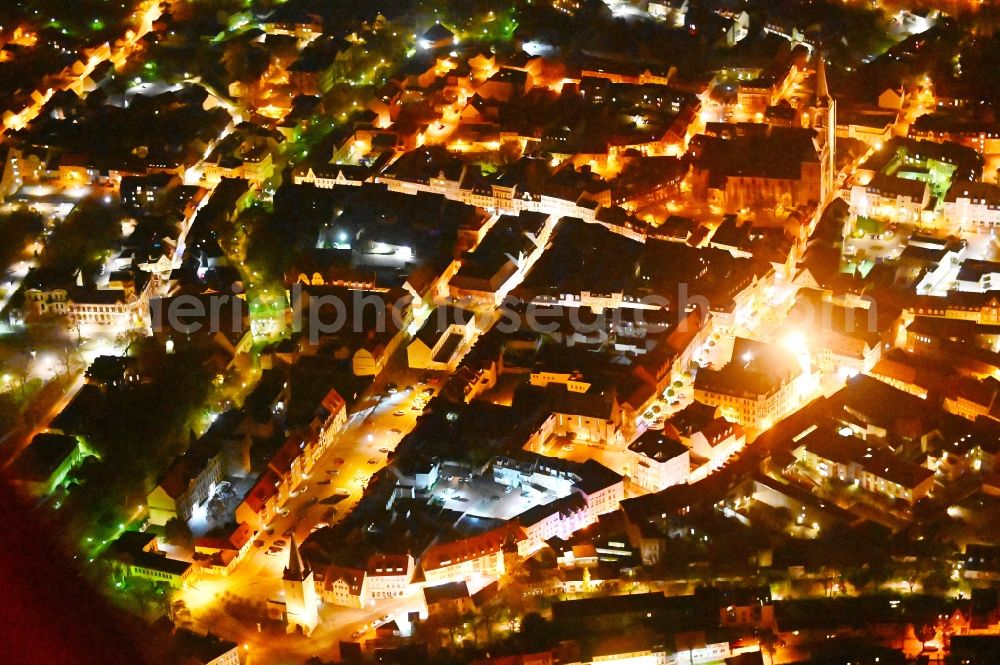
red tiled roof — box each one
[421,525,525,572]
[243,469,280,513]
[268,435,303,475]
[366,553,410,576]
[700,417,743,446]
[321,565,366,595]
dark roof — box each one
[431,332,465,364]
[694,338,801,400]
[866,173,927,200]
[423,581,470,604]
[667,401,719,437]
[628,430,689,462]
[414,305,474,349]
[694,125,818,185]
[575,459,624,496]
[10,433,79,483]
[422,23,455,43]
[797,425,934,489]
[169,630,238,665]
[156,436,224,500]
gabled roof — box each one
[423,581,470,605]
[421,23,455,43]
[421,524,524,571]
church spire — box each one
[284,535,310,581]
[815,51,831,105]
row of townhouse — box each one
[235,388,349,531]
[295,162,655,244]
[316,554,416,608]
[420,524,529,587]
[791,424,935,504]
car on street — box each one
[393,410,405,416]
[253,539,265,548]
[367,458,378,465]
[385,383,398,394]
[378,447,390,453]
[390,428,401,434]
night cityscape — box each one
[4,1,1000,664]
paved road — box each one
[180,352,441,652]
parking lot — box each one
[429,462,557,521]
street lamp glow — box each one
[781,330,808,356]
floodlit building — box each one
[283,536,319,635]
[942,181,1000,230]
[421,525,525,586]
[627,430,690,492]
[694,338,808,430]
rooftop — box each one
[628,430,689,463]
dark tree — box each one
[163,517,193,549]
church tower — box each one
[813,52,837,201]
[283,536,319,634]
